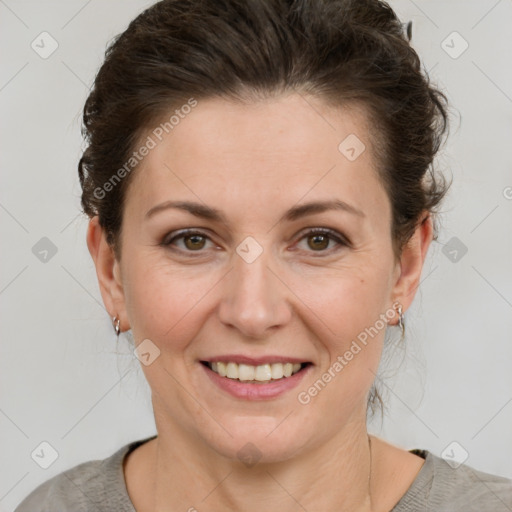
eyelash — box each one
[161,227,350,256]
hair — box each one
[78,0,451,419]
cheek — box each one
[123,256,220,349]
[123,238,392,364]
[312,263,391,339]
[307,264,391,387]
[299,297,387,415]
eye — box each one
[294,228,349,254]
[161,227,349,256]
[162,229,215,253]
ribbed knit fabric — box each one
[14,435,512,511]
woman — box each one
[15,0,512,510]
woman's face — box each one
[89,93,430,463]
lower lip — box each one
[201,363,312,400]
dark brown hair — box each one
[78,0,451,418]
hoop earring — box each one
[395,304,405,339]
[112,315,120,339]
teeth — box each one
[271,363,283,379]
[217,361,227,377]
[226,362,238,379]
[207,361,305,382]
[239,364,255,381]
[254,364,272,381]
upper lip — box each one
[201,355,312,366]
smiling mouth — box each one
[201,361,311,384]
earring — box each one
[112,315,121,339]
[395,303,405,338]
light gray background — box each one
[1,1,511,510]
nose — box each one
[217,245,292,339]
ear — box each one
[390,213,433,323]
[86,216,129,332]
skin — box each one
[87,93,432,512]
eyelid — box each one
[162,227,351,254]
[161,228,217,253]
[295,227,351,248]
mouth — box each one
[200,360,312,384]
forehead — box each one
[125,94,388,225]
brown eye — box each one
[163,230,213,253]
[183,234,206,250]
[296,228,348,254]
[307,233,330,251]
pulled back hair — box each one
[78,0,450,418]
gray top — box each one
[14,435,512,511]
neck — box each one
[145,415,375,512]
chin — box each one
[203,417,311,465]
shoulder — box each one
[13,436,156,512]
[393,449,512,511]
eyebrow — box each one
[145,199,365,223]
